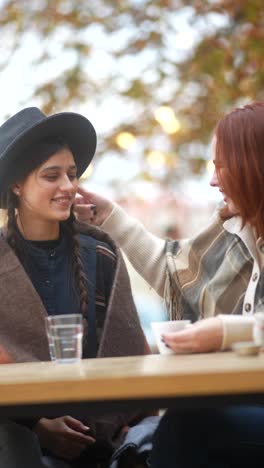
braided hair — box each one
[3,138,89,315]
[64,211,88,315]
[6,190,23,260]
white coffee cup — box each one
[151,320,191,355]
[253,311,264,346]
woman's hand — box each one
[34,416,96,460]
[162,317,224,354]
[74,186,113,226]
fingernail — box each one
[90,205,97,211]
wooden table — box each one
[0,352,264,417]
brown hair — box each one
[215,102,264,237]
[5,138,88,314]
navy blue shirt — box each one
[15,227,116,358]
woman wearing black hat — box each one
[0,107,151,468]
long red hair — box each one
[215,102,264,237]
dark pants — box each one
[149,405,264,468]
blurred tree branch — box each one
[0,0,263,187]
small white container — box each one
[232,341,261,357]
[253,312,264,346]
[151,320,191,355]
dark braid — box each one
[65,210,89,315]
[6,190,23,260]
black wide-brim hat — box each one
[0,107,97,205]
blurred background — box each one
[1,0,263,347]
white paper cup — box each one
[253,311,264,346]
[151,320,191,355]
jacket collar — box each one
[223,216,259,264]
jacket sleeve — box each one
[102,204,167,297]
[12,418,41,430]
[219,314,254,349]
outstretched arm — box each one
[162,315,254,353]
[74,186,167,296]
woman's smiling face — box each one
[210,136,238,215]
[14,147,78,223]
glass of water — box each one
[45,314,83,363]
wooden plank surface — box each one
[0,352,264,405]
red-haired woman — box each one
[75,102,264,467]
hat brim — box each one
[0,112,96,203]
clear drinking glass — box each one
[45,314,83,363]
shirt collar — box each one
[223,216,259,262]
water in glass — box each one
[51,323,83,363]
